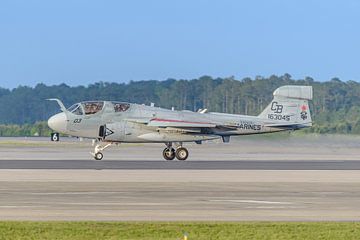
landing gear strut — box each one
[162,142,189,161]
[91,142,113,160]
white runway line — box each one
[0,206,35,208]
[209,199,293,204]
[28,191,125,195]
[61,202,179,206]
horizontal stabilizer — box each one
[274,85,313,100]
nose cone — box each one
[48,112,68,133]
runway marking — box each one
[247,206,300,209]
[209,199,293,204]
[63,202,178,206]
[0,206,34,208]
[13,201,180,206]
[28,191,124,195]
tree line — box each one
[0,74,359,136]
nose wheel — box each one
[91,142,112,160]
[94,152,103,161]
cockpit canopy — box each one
[67,101,130,115]
[82,101,104,115]
[67,103,83,115]
[112,102,130,112]
[67,101,104,115]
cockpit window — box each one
[67,104,78,112]
[112,102,130,112]
[67,104,83,115]
[82,101,104,115]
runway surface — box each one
[2,136,360,221]
[2,170,360,221]
[1,159,360,170]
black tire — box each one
[94,152,103,161]
[163,148,175,160]
[175,147,189,161]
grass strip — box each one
[0,221,359,240]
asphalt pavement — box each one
[0,159,358,170]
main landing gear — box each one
[163,142,189,161]
[90,141,189,161]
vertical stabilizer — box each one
[258,86,312,127]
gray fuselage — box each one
[49,101,286,143]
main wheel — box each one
[94,152,103,161]
[175,147,189,161]
[163,148,175,160]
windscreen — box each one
[67,104,83,115]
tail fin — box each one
[258,85,313,128]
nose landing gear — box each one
[91,142,113,161]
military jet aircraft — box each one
[47,85,313,161]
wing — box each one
[147,118,216,128]
[127,117,259,132]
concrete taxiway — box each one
[1,135,360,221]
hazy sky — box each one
[1,0,359,89]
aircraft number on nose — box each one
[73,119,82,124]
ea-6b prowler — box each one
[47,85,313,161]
